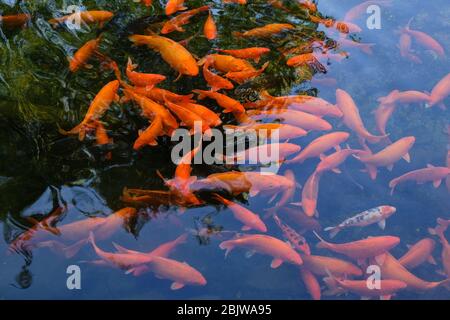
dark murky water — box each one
[0,0,449,300]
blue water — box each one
[0,0,449,300]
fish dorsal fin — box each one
[378,219,386,230]
[433,179,442,188]
[374,253,386,266]
[241,225,251,231]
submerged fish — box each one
[324,206,396,238]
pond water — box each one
[0,0,449,300]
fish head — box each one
[380,205,396,218]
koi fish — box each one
[225,61,269,84]
[59,80,120,140]
[378,90,430,106]
[398,33,422,64]
[314,232,400,261]
[194,171,252,196]
[247,109,332,132]
[344,1,392,22]
[398,238,436,270]
[301,254,362,277]
[193,90,245,114]
[336,89,387,144]
[223,0,247,4]
[133,86,194,104]
[219,234,303,268]
[273,214,310,255]
[372,253,450,291]
[233,23,295,38]
[283,207,321,234]
[164,98,211,134]
[126,57,166,88]
[161,6,209,34]
[299,267,321,300]
[179,102,222,127]
[204,11,217,40]
[129,34,199,78]
[123,88,179,133]
[133,117,164,150]
[428,73,450,109]
[0,13,30,28]
[325,271,406,300]
[224,143,301,164]
[49,10,113,28]
[213,194,267,232]
[94,121,113,160]
[223,123,307,141]
[215,47,270,63]
[287,132,350,164]
[69,37,102,72]
[243,172,295,200]
[401,18,445,59]
[166,0,188,16]
[286,53,327,73]
[428,219,450,277]
[88,232,154,270]
[199,54,255,73]
[389,165,450,195]
[324,206,396,238]
[355,136,416,180]
[315,149,360,174]
[373,103,395,144]
[296,171,321,218]
[203,59,234,91]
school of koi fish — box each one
[1,0,450,300]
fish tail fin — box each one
[324,226,340,239]
[389,179,398,195]
[219,241,234,258]
[405,17,414,30]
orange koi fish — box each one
[204,11,217,40]
[428,73,450,109]
[88,232,154,270]
[199,54,256,73]
[325,273,407,300]
[286,53,327,73]
[164,98,211,134]
[219,234,303,268]
[0,13,30,28]
[233,23,295,38]
[213,194,267,232]
[224,143,300,164]
[372,253,450,291]
[215,47,270,63]
[223,0,247,4]
[193,171,251,195]
[315,232,400,261]
[126,58,166,88]
[428,219,450,277]
[398,238,436,270]
[302,255,362,277]
[134,86,193,104]
[165,0,188,16]
[247,109,332,132]
[123,88,179,132]
[49,10,113,28]
[356,136,416,180]
[223,123,307,141]
[315,149,360,174]
[274,214,310,255]
[133,117,164,150]
[69,36,102,72]
[336,89,387,144]
[378,90,430,106]
[129,34,199,78]
[133,255,207,290]
[203,59,234,91]
[297,171,321,217]
[324,206,396,238]
[447,125,450,193]
[60,80,119,140]
[287,132,350,164]
[373,103,395,144]
[243,172,295,200]
[193,90,245,114]
[389,165,450,195]
[299,267,321,300]
[247,91,342,118]
[94,121,113,160]
[401,18,445,58]
[179,102,222,127]
[225,62,269,84]
[161,6,209,34]
[399,33,422,64]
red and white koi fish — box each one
[273,214,310,255]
